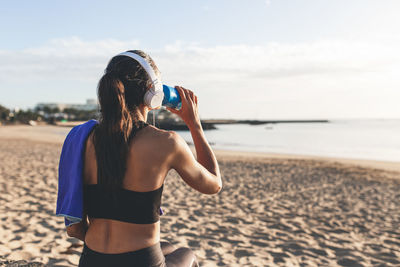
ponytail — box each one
[99,72,133,140]
[93,72,138,193]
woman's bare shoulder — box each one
[131,125,179,154]
[143,124,178,142]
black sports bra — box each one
[84,184,163,224]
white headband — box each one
[115,51,162,92]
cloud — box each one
[24,36,140,57]
[153,39,400,84]
[0,37,140,82]
[0,37,399,118]
[0,37,397,82]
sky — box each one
[0,0,399,120]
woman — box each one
[65,50,222,267]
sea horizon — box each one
[176,119,400,163]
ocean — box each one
[175,119,400,162]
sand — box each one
[0,125,400,266]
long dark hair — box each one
[93,50,160,193]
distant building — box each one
[36,99,98,111]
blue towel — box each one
[56,119,99,226]
[56,119,164,227]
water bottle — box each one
[162,85,182,110]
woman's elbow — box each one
[213,184,222,194]
[206,180,222,195]
[215,175,223,193]
[212,175,223,194]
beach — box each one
[0,125,400,266]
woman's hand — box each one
[66,220,88,241]
[66,214,89,242]
[166,86,201,129]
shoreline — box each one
[213,149,400,174]
[1,124,399,173]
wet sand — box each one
[0,125,400,266]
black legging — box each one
[160,241,198,267]
[78,241,198,267]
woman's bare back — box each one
[83,124,176,253]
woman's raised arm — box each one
[167,86,222,194]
